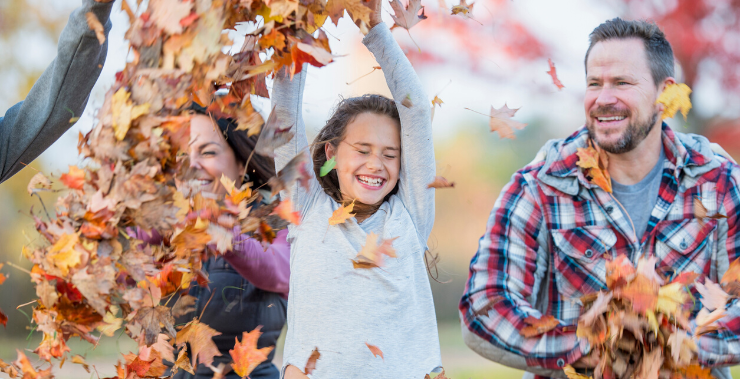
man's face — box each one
[584,38,666,154]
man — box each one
[459,18,739,379]
[0,0,113,183]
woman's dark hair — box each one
[311,94,400,217]
[190,104,275,189]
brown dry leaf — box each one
[520,314,560,337]
[721,257,740,287]
[207,223,234,253]
[693,196,727,225]
[172,294,197,318]
[71,355,90,373]
[489,104,527,140]
[451,0,474,17]
[27,172,52,195]
[606,255,635,288]
[579,291,612,326]
[133,305,176,346]
[426,176,455,189]
[150,0,194,35]
[619,274,659,314]
[328,200,355,225]
[96,307,123,337]
[325,0,372,26]
[636,256,665,285]
[176,319,222,367]
[694,307,726,336]
[638,348,662,379]
[389,0,427,30]
[230,327,274,378]
[351,233,399,269]
[365,342,383,359]
[695,278,728,311]
[667,330,696,367]
[85,12,106,45]
[173,348,195,375]
[254,108,294,158]
[305,347,320,375]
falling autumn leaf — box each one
[324,0,372,27]
[520,314,560,337]
[365,342,384,359]
[546,58,564,90]
[27,172,52,195]
[389,0,427,30]
[305,347,320,375]
[71,355,91,373]
[85,12,106,45]
[451,0,474,17]
[60,165,86,190]
[576,143,612,193]
[563,364,591,379]
[695,279,729,311]
[693,196,727,226]
[352,232,399,269]
[320,156,336,177]
[273,199,301,225]
[176,319,222,367]
[230,327,274,378]
[133,305,176,346]
[489,104,527,140]
[656,83,692,120]
[426,176,455,189]
[149,0,195,35]
[328,200,355,225]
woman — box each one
[174,105,290,379]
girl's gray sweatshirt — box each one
[272,23,442,378]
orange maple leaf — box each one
[274,199,301,225]
[680,364,713,379]
[606,255,635,289]
[520,315,560,337]
[489,104,527,140]
[352,233,399,269]
[618,274,659,314]
[60,165,86,190]
[230,327,274,378]
[365,342,384,359]
[305,347,320,375]
[328,200,355,225]
[576,142,612,193]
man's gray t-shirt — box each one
[611,146,666,241]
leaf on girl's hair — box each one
[85,12,106,45]
[519,314,560,337]
[656,83,692,120]
[451,0,474,17]
[576,143,612,193]
[489,104,527,140]
[426,176,455,189]
[401,94,414,108]
[563,364,591,379]
[365,342,384,359]
[273,199,301,225]
[27,172,52,195]
[320,156,336,177]
[230,327,274,378]
[389,0,427,30]
[694,279,729,311]
[352,233,399,269]
[60,165,86,190]
[305,347,320,375]
[328,200,355,225]
[176,319,223,368]
[269,151,312,197]
[546,58,564,90]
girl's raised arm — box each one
[271,65,313,207]
[363,24,436,241]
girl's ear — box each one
[325,143,336,160]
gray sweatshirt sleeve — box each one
[362,24,436,242]
[0,0,113,183]
[271,66,313,207]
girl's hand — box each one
[357,0,383,33]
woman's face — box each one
[188,114,244,196]
[325,112,401,205]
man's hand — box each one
[572,348,600,369]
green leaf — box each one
[320,157,336,177]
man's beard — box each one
[586,106,659,154]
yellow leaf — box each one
[564,364,592,379]
[96,306,123,337]
[656,282,688,318]
[230,327,274,378]
[656,83,692,120]
[173,191,190,222]
[328,200,355,225]
[220,174,236,194]
[48,233,82,276]
[111,88,150,141]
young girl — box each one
[272,1,442,377]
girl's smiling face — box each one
[188,114,244,196]
[325,112,401,206]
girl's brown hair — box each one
[311,94,400,218]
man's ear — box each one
[325,143,336,160]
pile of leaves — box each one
[560,256,740,379]
[0,0,432,376]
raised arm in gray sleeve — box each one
[0,0,113,183]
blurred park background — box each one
[1,0,740,377]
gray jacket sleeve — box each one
[0,0,113,183]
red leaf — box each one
[546,58,564,90]
[60,165,86,190]
[365,342,384,359]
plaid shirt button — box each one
[605,206,614,214]
[557,358,565,368]
[584,249,594,258]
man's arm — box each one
[0,0,113,183]
[459,170,587,376]
[696,161,740,366]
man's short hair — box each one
[585,17,674,86]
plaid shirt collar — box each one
[539,123,719,195]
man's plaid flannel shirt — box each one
[460,124,740,379]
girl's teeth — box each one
[358,176,383,186]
